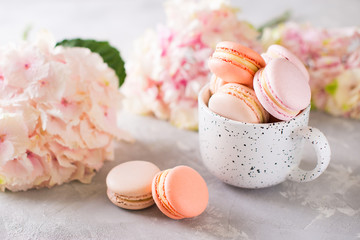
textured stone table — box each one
[0,1,359,239]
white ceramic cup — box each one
[198,84,331,188]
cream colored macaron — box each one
[106,160,160,210]
[208,83,269,123]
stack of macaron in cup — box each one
[106,161,209,220]
[208,42,311,123]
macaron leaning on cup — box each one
[106,160,160,210]
[208,41,265,88]
[262,44,310,82]
[152,165,209,220]
[253,58,311,121]
[208,83,269,123]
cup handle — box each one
[287,126,331,182]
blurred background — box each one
[1,0,360,59]
[0,1,359,239]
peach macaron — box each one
[208,41,265,88]
[152,166,209,219]
[106,161,160,210]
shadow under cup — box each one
[198,84,331,188]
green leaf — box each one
[56,39,126,87]
[325,79,338,96]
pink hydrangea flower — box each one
[262,22,360,119]
[0,113,30,166]
[0,32,130,192]
[122,0,261,130]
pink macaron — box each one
[208,41,265,88]
[152,165,208,220]
[253,58,311,121]
[208,83,269,123]
[262,44,310,82]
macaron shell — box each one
[164,166,208,218]
[266,44,310,82]
[106,161,160,197]
[208,58,254,87]
[107,189,155,210]
[215,41,266,69]
[265,58,310,110]
[208,91,260,123]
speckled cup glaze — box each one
[198,84,331,188]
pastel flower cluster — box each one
[122,0,261,130]
[262,22,360,119]
[0,32,130,191]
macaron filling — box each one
[258,69,299,116]
[213,47,260,74]
[113,192,154,203]
[218,84,268,123]
[106,189,155,209]
[153,169,185,219]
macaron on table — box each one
[0,1,359,239]
[106,161,160,210]
[152,166,208,219]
